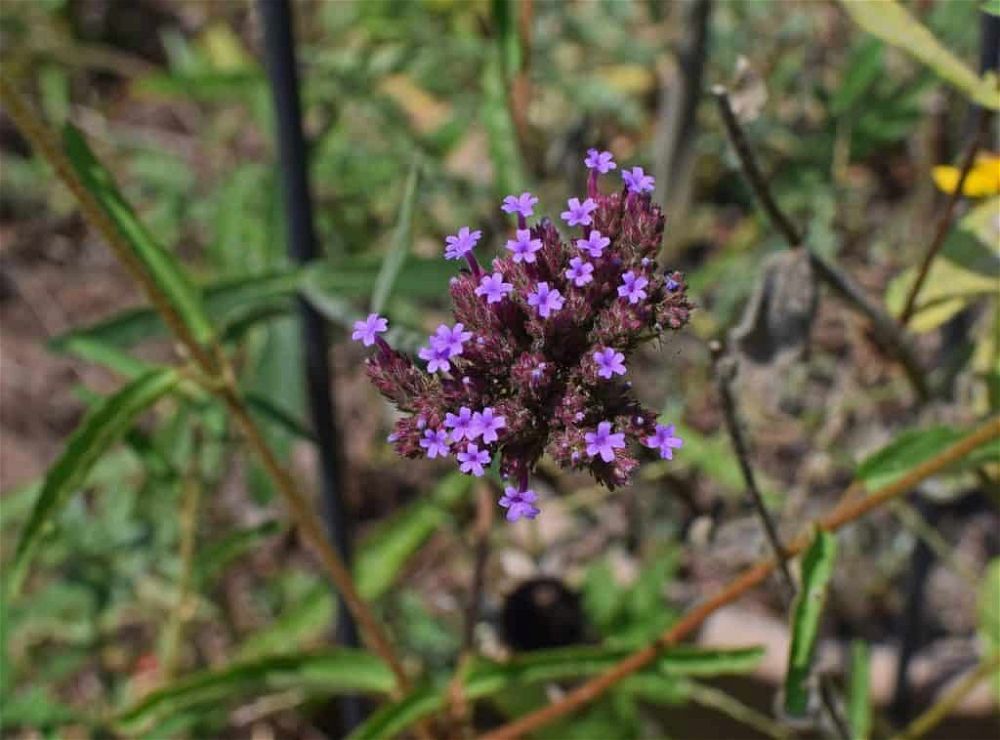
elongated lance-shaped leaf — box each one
[49,256,455,357]
[848,640,872,740]
[482,45,526,198]
[349,645,765,739]
[841,0,1000,109]
[7,367,181,595]
[114,649,395,735]
[62,125,215,345]
[784,528,838,717]
[370,160,420,315]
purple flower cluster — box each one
[354,151,691,520]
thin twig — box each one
[463,484,495,651]
[0,76,412,695]
[900,108,991,325]
[685,679,793,740]
[711,84,931,402]
[710,340,848,739]
[477,416,1000,739]
[709,340,795,598]
[888,653,1000,740]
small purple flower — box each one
[418,343,451,373]
[593,348,626,379]
[475,272,514,304]
[501,192,538,219]
[419,428,450,458]
[499,487,540,522]
[527,282,565,318]
[444,227,482,260]
[584,421,626,463]
[351,313,388,346]
[645,423,683,460]
[666,277,680,292]
[622,166,655,194]
[457,443,491,476]
[576,230,610,258]
[471,407,506,443]
[565,257,594,286]
[444,406,476,442]
[561,197,598,227]
[617,271,649,304]
[584,148,617,174]
[432,322,473,357]
[506,229,543,264]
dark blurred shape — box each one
[730,249,818,364]
[502,577,584,652]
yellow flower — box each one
[932,153,1000,197]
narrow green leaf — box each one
[8,368,181,595]
[983,0,1000,17]
[52,336,153,379]
[62,125,215,344]
[840,0,999,109]
[482,45,526,198]
[371,160,420,315]
[848,640,871,740]
[354,472,472,600]
[350,645,764,739]
[784,528,838,717]
[856,425,999,490]
[237,584,334,660]
[193,520,283,587]
[245,392,316,443]
[115,650,395,735]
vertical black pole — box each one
[257,0,363,731]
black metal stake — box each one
[257,0,363,730]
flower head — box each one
[499,487,540,521]
[645,423,683,460]
[561,197,598,227]
[585,421,626,463]
[501,191,539,218]
[527,282,565,318]
[457,443,491,476]
[593,348,626,379]
[444,227,482,260]
[565,257,594,287]
[576,230,610,258]
[618,271,649,304]
[471,407,506,443]
[419,428,450,458]
[585,149,617,174]
[506,229,543,264]
[444,406,476,442]
[622,167,655,194]
[351,313,388,346]
[475,272,514,304]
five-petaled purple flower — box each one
[506,229,543,264]
[645,423,683,460]
[585,421,626,463]
[622,166,655,194]
[501,192,538,218]
[432,323,473,357]
[457,443,491,476]
[471,407,506,443]
[527,282,565,318]
[351,313,388,346]
[561,197,598,227]
[418,343,451,373]
[475,272,514,304]
[576,230,610,258]
[444,226,482,260]
[593,348,626,379]
[419,428,450,458]
[499,487,540,522]
[445,406,476,441]
[618,271,649,304]
[565,257,594,286]
[585,149,617,174]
